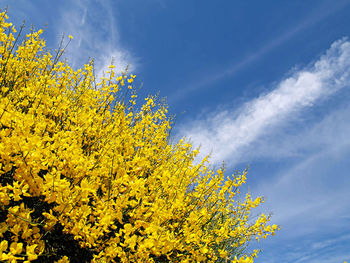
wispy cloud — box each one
[257,228,350,263]
[170,0,350,103]
[232,39,350,263]
[252,107,350,261]
[57,0,138,77]
[249,101,350,244]
[178,38,350,165]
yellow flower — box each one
[10,242,23,254]
[0,12,278,262]
[56,256,70,263]
[26,244,38,261]
[0,240,8,252]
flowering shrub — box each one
[0,12,278,263]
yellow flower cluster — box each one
[0,11,278,262]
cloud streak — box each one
[57,0,137,77]
[170,0,350,103]
[178,38,350,165]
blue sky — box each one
[1,0,350,262]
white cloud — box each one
[178,38,350,165]
[96,49,136,80]
[178,41,350,263]
[257,230,350,263]
[251,104,350,235]
[57,0,138,77]
[311,233,350,250]
[170,0,350,103]
[248,82,350,263]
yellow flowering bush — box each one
[0,12,278,262]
